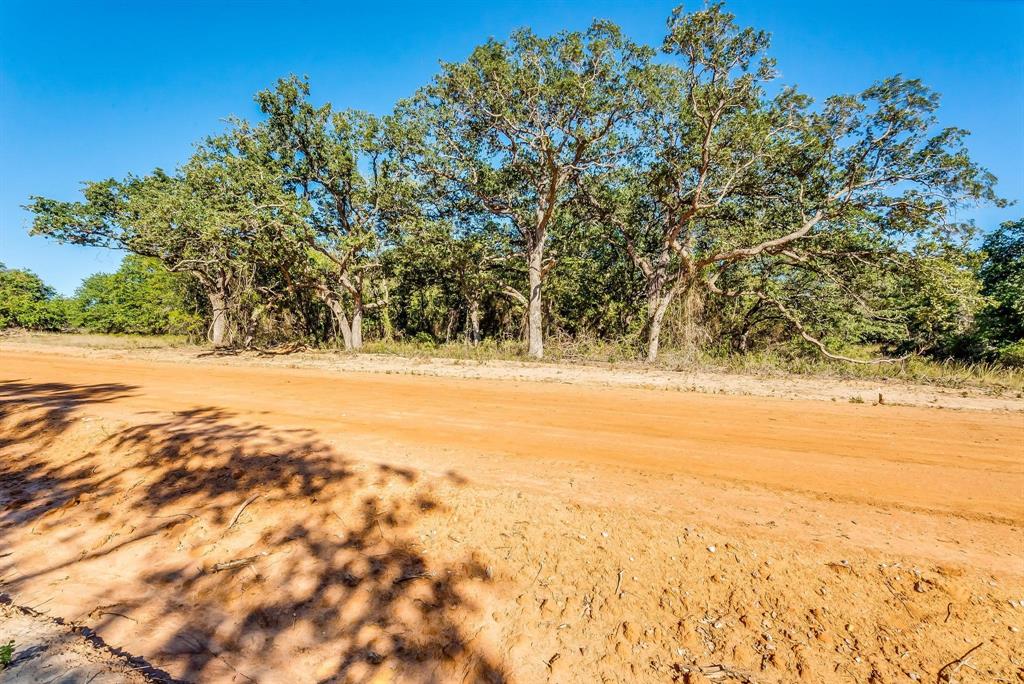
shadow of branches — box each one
[0,381,507,683]
[0,379,136,544]
[0,378,134,449]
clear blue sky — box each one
[2,0,1022,295]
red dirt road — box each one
[2,349,1023,682]
[2,350,1021,524]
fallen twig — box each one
[97,611,137,623]
[878,570,913,616]
[30,596,54,611]
[581,593,594,619]
[255,341,308,356]
[697,664,759,683]
[175,632,256,682]
[147,512,196,521]
[210,552,267,573]
[614,569,623,597]
[936,641,985,683]
[227,494,261,531]
[528,561,544,589]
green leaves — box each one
[26,123,309,346]
[0,264,67,331]
[976,219,1024,355]
[663,2,776,95]
[21,4,1014,363]
[404,20,652,231]
[397,19,655,356]
[69,255,202,336]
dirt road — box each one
[3,350,1021,523]
[1,349,1022,682]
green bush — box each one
[977,220,1024,357]
[996,341,1024,368]
[69,256,202,336]
[0,264,67,330]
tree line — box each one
[0,256,202,336]
[19,4,1022,364]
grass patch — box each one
[696,348,1024,393]
[359,336,641,365]
[1,330,196,350]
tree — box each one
[700,74,1002,363]
[583,3,791,360]
[587,3,1003,362]
[27,126,308,347]
[70,255,202,336]
[977,218,1024,361]
[0,264,67,330]
[21,7,1009,366]
[384,217,519,345]
[258,77,414,350]
[399,22,652,358]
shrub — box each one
[0,264,67,330]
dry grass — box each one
[1,330,196,350]
[687,348,1024,393]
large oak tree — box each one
[585,4,1003,361]
[258,76,416,350]
[27,127,307,347]
[398,22,652,358]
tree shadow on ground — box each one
[0,379,136,543]
[0,379,134,449]
[0,381,507,683]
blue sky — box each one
[1,0,1022,295]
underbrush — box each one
[692,349,1024,393]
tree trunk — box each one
[444,308,457,343]
[325,298,354,351]
[644,267,669,363]
[378,280,394,342]
[208,289,230,349]
[646,298,670,362]
[322,286,364,352]
[350,294,364,350]
[242,303,267,350]
[678,281,704,360]
[526,239,544,359]
[644,271,700,363]
[467,298,481,346]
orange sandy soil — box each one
[0,349,1022,683]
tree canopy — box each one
[68,255,202,336]
[397,21,652,357]
[0,264,67,331]
[23,3,1018,365]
